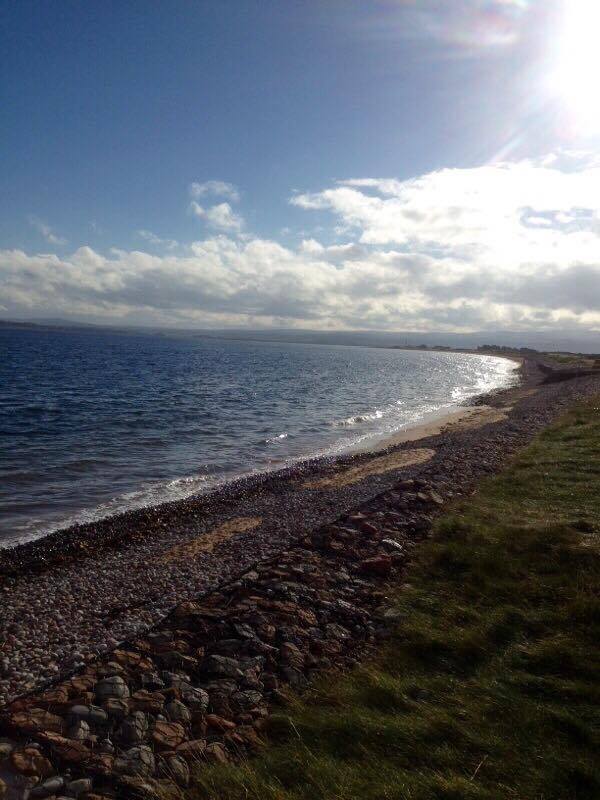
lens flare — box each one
[553,0,600,135]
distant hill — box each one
[2,317,600,354]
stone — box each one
[202,655,243,679]
[86,753,115,775]
[95,675,130,701]
[359,520,380,537]
[159,753,190,788]
[428,490,444,505]
[10,747,53,777]
[140,672,165,690]
[0,740,14,760]
[40,733,91,764]
[38,686,69,708]
[165,699,191,724]
[262,673,279,691]
[325,623,351,640]
[103,697,130,720]
[152,721,186,751]
[119,712,149,746]
[130,690,165,714]
[180,684,209,712]
[381,538,404,552]
[69,705,108,725]
[65,777,93,796]
[10,708,63,734]
[360,556,392,577]
[280,666,308,690]
[30,776,65,797]
[280,641,304,670]
[205,713,236,732]
[114,745,155,778]
[204,742,228,764]
[176,739,207,761]
[68,719,90,742]
[231,690,263,710]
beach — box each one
[0,354,597,704]
[0,354,599,796]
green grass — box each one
[185,397,600,800]
[545,352,599,368]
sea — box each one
[0,328,518,546]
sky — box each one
[2,0,600,334]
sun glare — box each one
[554,0,600,135]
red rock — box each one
[176,739,207,761]
[130,690,165,714]
[38,686,69,708]
[152,721,186,751]
[205,714,236,732]
[360,556,392,577]
[204,742,229,763]
[359,521,380,537]
[87,753,115,775]
[39,732,90,764]
[280,642,305,670]
[10,747,53,777]
[10,708,63,734]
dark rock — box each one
[119,712,149,746]
[202,655,244,679]
[95,676,130,701]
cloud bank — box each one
[5,154,600,332]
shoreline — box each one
[1,350,520,556]
[1,356,599,705]
[0,357,598,796]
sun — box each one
[553,0,600,135]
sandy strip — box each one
[355,404,517,453]
[160,517,262,563]
[303,448,435,490]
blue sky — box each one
[2,0,600,332]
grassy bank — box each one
[186,396,600,800]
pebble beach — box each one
[0,355,599,798]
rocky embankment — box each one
[0,477,443,799]
[1,359,599,799]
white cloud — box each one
[28,216,67,246]
[5,152,600,334]
[190,201,245,233]
[189,180,240,203]
[136,229,179,250]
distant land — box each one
[2,316,600,354]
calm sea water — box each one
[0,328,517,546]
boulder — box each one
[159,753,190,788]
[165,699,191,724]
[180,684,209,712]
[39,732,90,764]
[10,708,63,734]
[30,775,65,797]
[95,675,130,701]
[113,745,155,778]
[360,556,392,577]
[176,739,207,761]
[119,711,149,746]
[202,655,243,679]
[10,746,53,778]
[151,721,186,751]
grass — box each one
[185,397,600,800]
[545,352,600,368]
